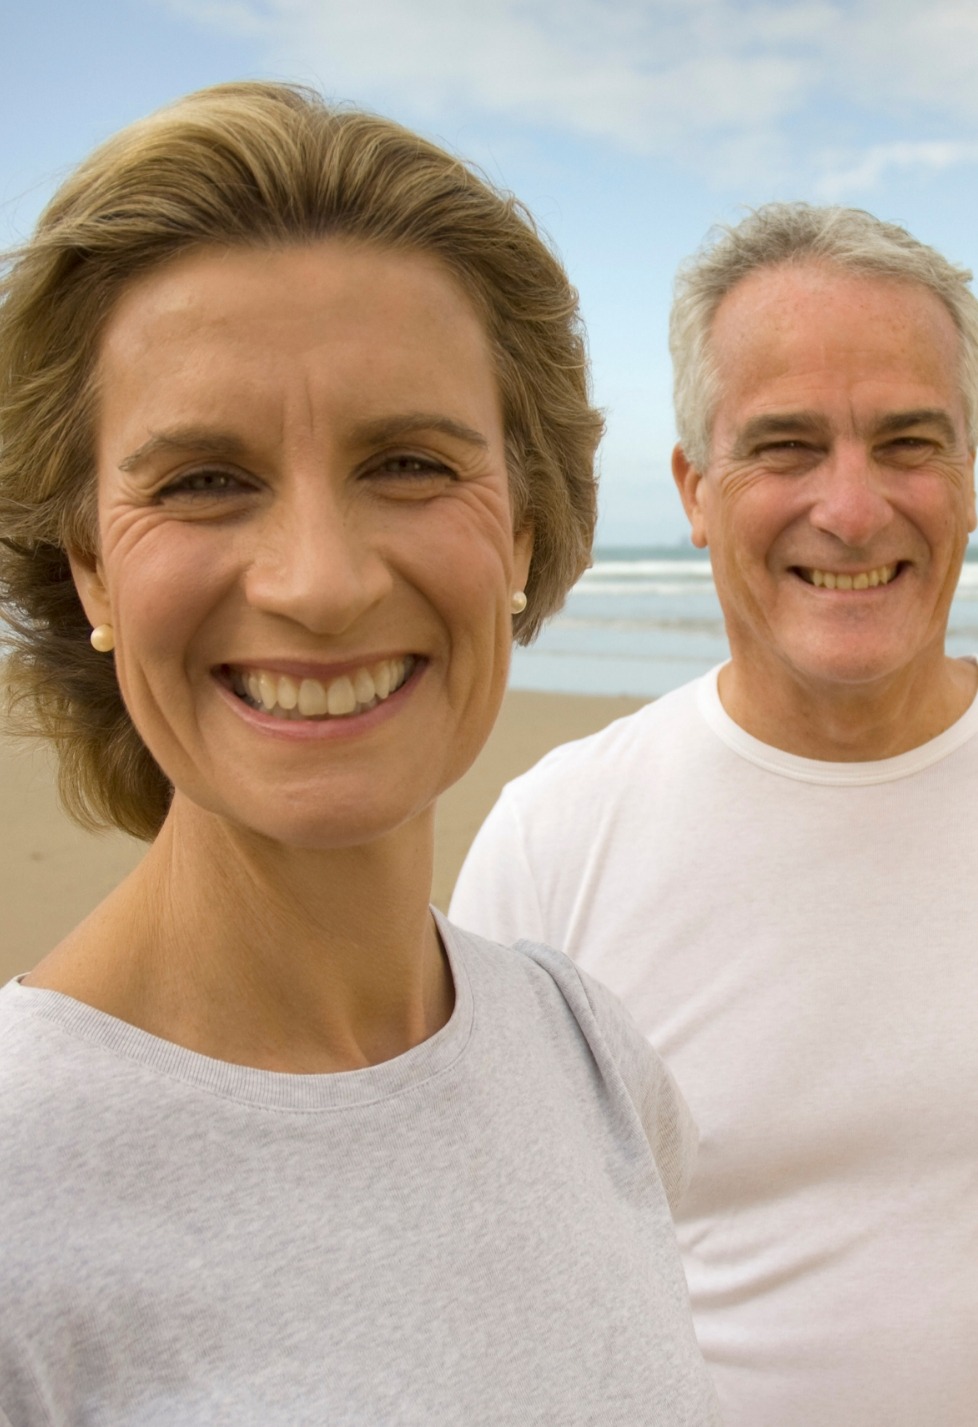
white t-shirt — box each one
[0,916,720,1426]
[451,665,978,1427]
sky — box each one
[4,0,978,544]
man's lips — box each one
[793,562,901,590]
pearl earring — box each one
[510,591,527,614]
[90,624,115,653]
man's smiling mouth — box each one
[223,657,416,720]
[794,563,900,590]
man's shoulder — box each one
[503,676,705,800]
[449,674,716,933]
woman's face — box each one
[71,241,532,848]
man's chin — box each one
[774,641,937,696]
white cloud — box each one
[814,140,978,199]
[158,0,978,189]
[830,0,978,123]
[166,0,272,36]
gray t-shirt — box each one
[0,917,720,1425]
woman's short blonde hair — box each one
[0,81,603,839]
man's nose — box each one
[809,445,894,550]
[244,477,392,634]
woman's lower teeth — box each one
[257,695,380,721]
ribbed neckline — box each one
[2,909,474,1111]
[697,658,978,785]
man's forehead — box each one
[712,259,955,338]
[709,263,964,414]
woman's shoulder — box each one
[440,920,698,1209]
[0,978,69,1086]
[0,982,103,1249]
[0,978,148,1183]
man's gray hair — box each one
[670,202,978,469]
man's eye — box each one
[754,440,813,461]
[881,437,935,462]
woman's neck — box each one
[26,795,454,1073]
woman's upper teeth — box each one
[805,563,897,590]
[237,657,411,718]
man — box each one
[450,204,978,1426]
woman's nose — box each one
[244,478,392,634]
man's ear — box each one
[671,444,709,549]
[968,451,977,535]
[67,546,111,630]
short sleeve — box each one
[576,967,699,1212]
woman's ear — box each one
[513,524,534,590]
[671,444,709,550]
[67,546,111,630]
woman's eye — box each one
[372,454,454,480]
[159,470,246,499]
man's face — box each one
[673,262,976,729]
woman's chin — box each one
[165,781,436,858]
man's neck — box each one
[717,654,978,762]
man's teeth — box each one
[231,657,414,720]
[804,564,897,590]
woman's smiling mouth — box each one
[222,656,417,720]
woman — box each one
[0,83,720,1424]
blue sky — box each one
[4,0,978,543]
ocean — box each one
[509,545,978,698]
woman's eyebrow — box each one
[118,415,491,473]
[350,413,490,449]
[118,428,247,473]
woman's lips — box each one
[222,656,417,721]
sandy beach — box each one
[0,688,645,982]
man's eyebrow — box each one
[732,407,962,455]
[350,413,490,449]
[732,412,828,453]
[118,429,248,473]
[873,408,959,443]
